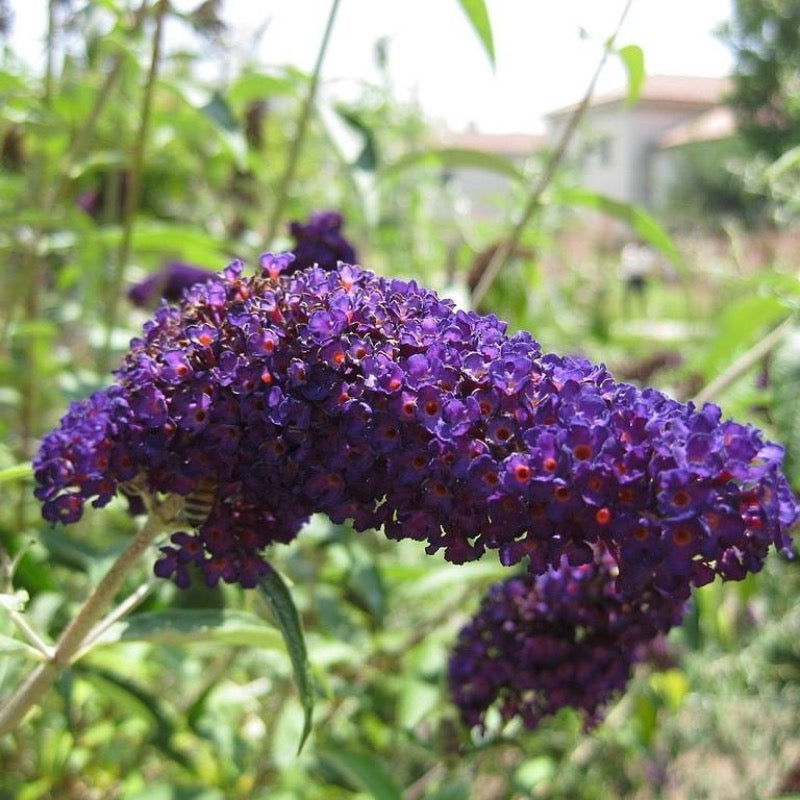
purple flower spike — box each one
[448,554,685,732]
[35,257,796,601]
[128,262,213,307]
[288,210,357,272]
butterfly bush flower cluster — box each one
[34,255,797,726]
[448,555,685,731]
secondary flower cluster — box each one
[35,256,796,595]
[288,210,357,272]
[448,554,685,731]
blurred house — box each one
[545,75,734,210]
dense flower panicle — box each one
[35,256,796,595]
[128,262,213,307]
[288,211,357,272]
[448,555,685,731]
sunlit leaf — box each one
[616,44,645,105]
[258,570,314,754]
[398,560,507,599]
[690,295,787,379]
[94,608,284,649]
[456,0,496,69]
[764,145,800,180]
[648,669,689,711]
[383,148,525,183]
[0,70,30,95]
[227,71,296,108]
[769,328,800,489]
[551,186,683,270]
[318,746,404,800]
[75,663,189,767]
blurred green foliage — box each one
[0,2,799,799]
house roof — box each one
[547,75,731,118]
[435,129,545,157]
[657,105,737,148]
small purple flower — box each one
[128,262,214,307]
[287,211,357,272]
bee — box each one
[183,477,218,529]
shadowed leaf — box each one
[258,570,314,754]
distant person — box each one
[621,240,657,317]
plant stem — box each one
[693,314,796,406]
[0,500,178,736]
[43,0,57,109]
[51,0,150,206]
[72,575,158,660]
[263,0,342,244]
[101,0,169,373]
[471,0,635,308]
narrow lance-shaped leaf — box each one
[551,186,684,274]
[318,746,404,800]
[383,148,525,183]
[258,569,314,754]
[768,328,800,489]
[616,44,645,105]
[457,0,496,68]
[92,608,285,650]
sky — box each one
[8,0,734,133]
[223,0,735,132]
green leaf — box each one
[318,746,404,800]
[200,90,239,132]
[769,328,800,489]
[0,69,30,95]
[38,529,105,572]
[616,44,645,105]
[456,0,496,68]
[94,608,284,649]
[551,186,683,270]
[0,633,43,660]
[74,663,189,767]
[383,148,525,183]
[690,295,787,379]
[0,463,33,484]
[226,71,296,108]
[258,570,314,754]
[398,560,507,599]
[764,144,800,180]
[335,105,379,171]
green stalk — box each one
[693,314,796,406]
[471,0,635,308]
[0,497,180,736]
[100,0,169,372]
[43,0,56,109]
[263,0,342,245]
[51,0,150,206]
